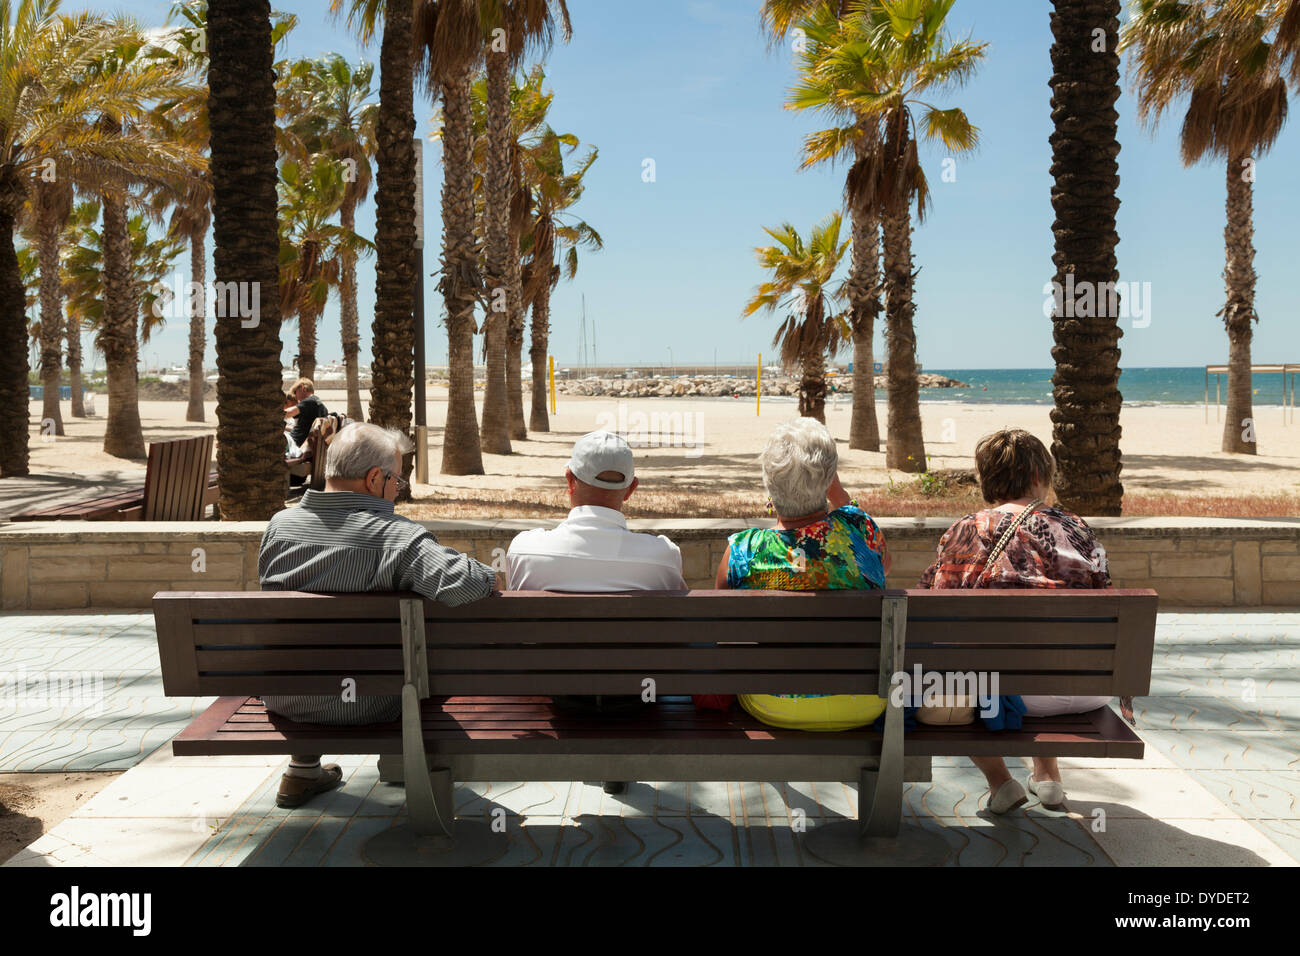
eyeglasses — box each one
[383,472,409,494]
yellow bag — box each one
[739,694,887,732]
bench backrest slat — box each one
[155,589,1158,700]
[143,435,214,521]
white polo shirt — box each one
[506,506,685,592]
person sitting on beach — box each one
[714,417,893,731]
[259,423,496,808]
[283,378,327,458]
[506,429,685,794]
[918,427,1127,813]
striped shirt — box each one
[258,489,496,725]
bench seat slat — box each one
[173,696,1142,760]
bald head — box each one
[566,468,637,512]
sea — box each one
[878,367,1296,407]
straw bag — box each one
[916,499,1043,727]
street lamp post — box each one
[667,347,673,378]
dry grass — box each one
[399,475,1300,520]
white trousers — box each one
[1021,695,1112,717]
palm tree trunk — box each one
[529,290,550,432]
[1047,0,1124,513]
[479,48,512,455]
[370,0,416,446]
[846,172,881,451]
[297,303,318,384]
[100,188,146,460]
[36,198,65,436]
[209,0,287,518]
[1221,153,1257,454]
[506,220,526,440]
[439,64,485,475]
[799,341,827,423]
[339,199,363,421]
[881,205,925,473]
[67,309,85,418]
[186,227,206,422]
[0,197,29,477]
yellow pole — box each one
[548,355,556,414]
[757,353,761,416]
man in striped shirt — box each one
[258,423,497,807]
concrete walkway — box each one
[2,609,1296,866]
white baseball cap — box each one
[567,430,635,489]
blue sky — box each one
[102,0,1299,372]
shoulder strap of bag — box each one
[980,498,1042,574]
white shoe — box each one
[1028,774,1066,809]
[988,779,1028,815]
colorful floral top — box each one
[726,505,887,591]
[918,505,1110,590]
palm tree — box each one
[470,64,555,439]
[412,0,488,476]
[743,214,850,423]
[149,1,214,424]
[1124,0,1287,457]
[208,0,288,518]
[783,3,884,451]
[793,1,984,472]
[331,0,417,475]
[63,200,184,358]
[1042,0,1126,511]
[86,39,201,461]
[282,55,379,420]
[0,3,194,476]
[477,1,571,454]
[278,154,375,385]
[30,178,74,434]
[519,122,599,432]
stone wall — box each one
[2,517,1297,611]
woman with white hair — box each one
[713,417,892,731]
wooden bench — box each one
[13,435,218,521]
[153,587,1157,864]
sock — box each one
[286,758,322,780]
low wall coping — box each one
[2,515,1298,543]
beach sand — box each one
[19,388,1300,507]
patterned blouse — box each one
[918,505,1111,590]
[727,505,887,591]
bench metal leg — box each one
[361,603,508,865]
[801,595,950,865]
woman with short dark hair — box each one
[919,428,1125,812]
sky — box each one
[89,0,1300,372]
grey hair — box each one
[760,417,838,518]
[325,423,413,480]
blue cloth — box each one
[980,695,1026,731]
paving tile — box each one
[1090,817,1296,867]
[73,765,279,820]
[1187,770,1300,820]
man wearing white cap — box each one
[506,430,685,592]
[506,430,685,795]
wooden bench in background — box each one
[153,587,1157,865]
[13,435,218,522]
